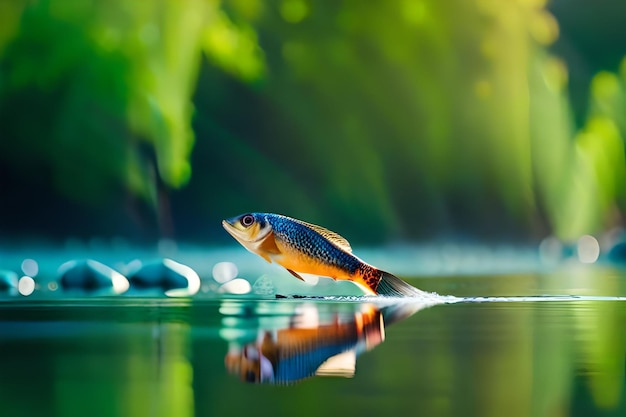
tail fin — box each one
[376,271,424,297]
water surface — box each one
[1,246,626,417]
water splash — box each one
[458,295,626,303]
[288,293,626,305]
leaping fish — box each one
[222,212,424,296]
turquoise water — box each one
[1,247,626,417]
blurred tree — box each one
[0,0,264,239]
[205,0,568,241]
[1,0,626,243]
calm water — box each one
[1,249,626,417]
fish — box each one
[224,303,386,383]
[222,212,424,296]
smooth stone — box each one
[127,259,200,295]
[58,260,129,293]
[219,278,252,295]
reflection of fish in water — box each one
[222,212,424,296]
[224,304,382,383]
[223,302,425,384]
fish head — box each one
[222,213,274,253]
[225,344,275,383]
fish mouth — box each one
[222,219,251,244]
[222,219,238,235]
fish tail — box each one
[357,264,423,297]
[376,271,424,297]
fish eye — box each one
[241,214,255,227]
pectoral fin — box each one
[256,231,281,262]
[287,269,305,281]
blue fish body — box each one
[222,212,423,296]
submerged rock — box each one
[58,260,129,294]
[127,259,200,295]
[252,275,275,295]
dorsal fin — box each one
[290,218,353,253]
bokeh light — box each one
[577,235,600,264]
[212,262,238,284]
[20,259,38,277]
[18,276,35,296]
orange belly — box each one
[272,239,376,295]
[273,240,351,279]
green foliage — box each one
[1,0,626,241]
[221,0,571,238]
[0,0,265,206]
[0,2,136,204]
[550,66,626,239]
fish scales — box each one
[267,214,360,273]
[222,212,424,296]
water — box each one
[1,248,626,417]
